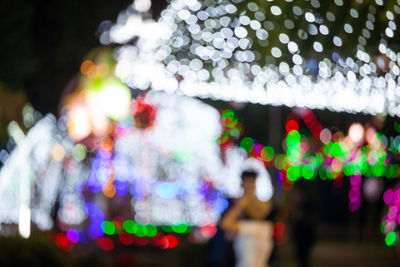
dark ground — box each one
[0,224,398,267]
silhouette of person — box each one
[221,170,273,267]
[290,184,317,267]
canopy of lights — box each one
[103,0,400,116]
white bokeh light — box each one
[349,123,365,143]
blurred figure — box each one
[221,170,273,267]
[290,184,317,267]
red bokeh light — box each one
[200,224,217,238]
[303,111,314,123]
[285,120,299,133]
[55,233,68,248]
[131,95,157,129]
[161,234,179,249]
[119,232,134,245]
[272,222,285,237]
[97,237,114,251]
[152,233,165,247]
[55,232,73,251]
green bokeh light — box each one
[287,166,300,182]
[146,224,158,237]
[385,164,396,178]
[230,127,241,137]
[171,223,188,234]
[371,163,384,177]
[240,137,254,153]
[161,225,173,233]
[221,110,234,119]
[319,168,327,180]
[286,130,300,148]
[101,221,115,235]
[287,146,301,163]
[72,144,87,162]
[323,142,333,156]
[137,224,147,237]
[261,146,275,162]
[123,220,138,234]
[385,232,397,246]
[302,165,315,180]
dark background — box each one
[0,0,168,114]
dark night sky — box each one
[0,0,166,114]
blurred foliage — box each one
[0,83,26,142]
[0,232,67,267]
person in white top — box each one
[221,170,274,267]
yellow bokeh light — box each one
[51,144,65,162]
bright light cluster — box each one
[0,53,273,244]
[234,110,395,189]
[223,108,400,246]
[221,108,398,215]
[382,186,400,247]
[0,114,88,236]
[55,214,219,251]
[275,112,395,187]
[66,51,132,142]
[104,0,400,116]
[56,215,191,251]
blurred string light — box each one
[381,119,400,247]
[103,0,400,116]
[221,108,400,246]
[0,114,86,237]
[0,104,47,239]
[221,108,390,185]
[0,51,273,244]
[58,216,191,251]
[274,110,398,185]
[221,108,400,216]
